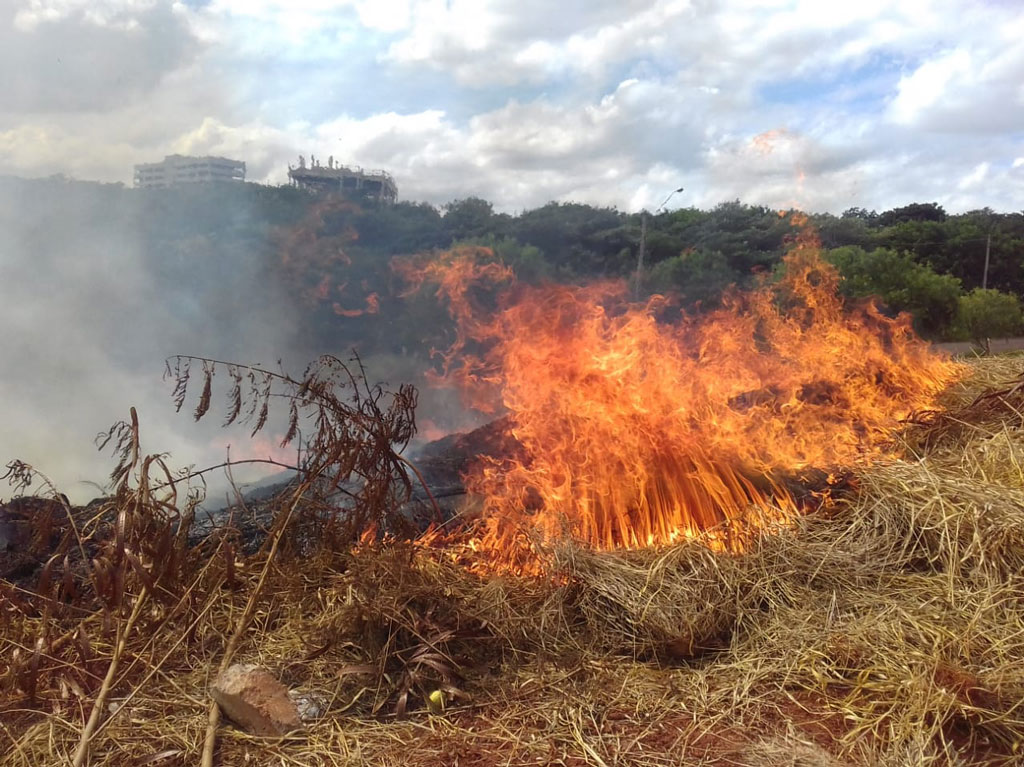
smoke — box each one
[0,174,486,506]
[0,176,311,503]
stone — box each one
[210,664,302,736]
[287,689,328,722]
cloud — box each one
[887,23,1024,132]
[699,128,869,211]
[384,0,668,87]
[352,0,412,33]
[6,0,1024,501]
[13,0,162,31]
[3,0,1024,215]
[957,161,990,190]
[2,2,200,113]
[287,77,713,211]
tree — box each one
[841,207,879,226]
[878,202,947,226]
[646,250,737,307]
[813,212,873,249]
[511,202,626,276]
[825,246,962,338]
[955,288,1024,353]
[359,201,446,254]
[442,197,499,242]
[874,219,948,262]
[691,201,790,279]
[472,235,551,282]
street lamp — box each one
[634,187,684,298]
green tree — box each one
[468,234,552,282]
[511,202,627,276]
[646,249,737,307]
[874,219,947,263]
[359,201,446,254]
[878,202,947,226]
[841,207,880,226]
[691,201,790,279]
[946,210,1023,294]
[825,246,962,338]
[955,288,1024,353]
[813,212,873,249]
[442,197,500,242]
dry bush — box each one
[166,353,423,541]
[1,354,426,766]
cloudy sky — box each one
[1,0,1023,213]
[2,0,1023,501]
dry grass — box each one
[4,355,1024,766]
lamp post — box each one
[634,187,684,298]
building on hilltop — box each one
[287,155,397,205]
[133,154,246,189]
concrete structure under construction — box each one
[133,155,246,189]
[287,155,397,205]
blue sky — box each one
[2,0,1023,213]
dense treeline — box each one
[5,175,1022,356]
[311,193,1024,349]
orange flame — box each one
[333,292,380,317]
[275,198,372,312]
[398,218,964,570]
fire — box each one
[398,216,963,569]
[333,290,380,317]
[276,198,370,311]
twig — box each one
[396,454,444,524]
[0,719,31,767]
[91,529,233,740]
[150,458,305,492]
[70,585,149,767]
[199,481,308,767]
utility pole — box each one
[634,186,683,299]
[982,233,991,290]
[635,213,647,299]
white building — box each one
[133,155,246,189]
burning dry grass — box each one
[395,234,964,565]
[5,355,1024,766]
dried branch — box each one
[165,353,431,539]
